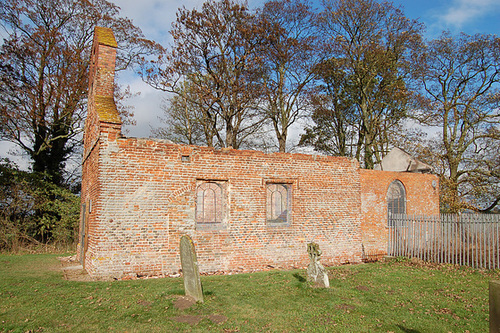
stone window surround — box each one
[195,179,228,230]
[265,181,292,226]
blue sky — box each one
[113,0,500,47]
[112,0,500,139]
[390,0,500,37]
[1,0,499,167]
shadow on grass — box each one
[292,273,306,283]
[397,325,420,333]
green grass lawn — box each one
[0,254,497,332]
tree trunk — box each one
[278,129,287,153]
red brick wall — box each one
[360,170,440,258]
[83,137,363,278]
[77,27,121,267]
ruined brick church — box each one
[77,27,439,279]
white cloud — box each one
[0,141,31,170]
[113,0,208,45]
[439,0,500,29]
[114,0,265,45]
[113,0,265,139]
[116,73,168,138]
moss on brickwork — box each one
[94,27,117,47]
[94,95,121,124]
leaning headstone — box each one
[180,235,203,302]
[306,242,330,288]
[490,280,500,333]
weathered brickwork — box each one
[360,170,440,259]
[78,27,439,279]
[94,140,363,278]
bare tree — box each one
[142,0,266,149]
[303,0,423,168]
[412,32,500,213]
[151,81,215,146]
[258,0,318,152]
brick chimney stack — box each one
[84,27,122,160]
[87,26,121,125]
[79,27,122,267]
[89,27,118,100]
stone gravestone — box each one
[306,242,330,288]
[491,280,500,333]
[180,235,203,303]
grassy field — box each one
[0,254,497,332]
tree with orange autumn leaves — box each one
[0,0,161,186]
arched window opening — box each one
[196,182,223,224]
[387,180,406,226]
[267,184,290,224]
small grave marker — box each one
[306,242,330,288]
[180,235,203,302]
[490,280,500,333]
